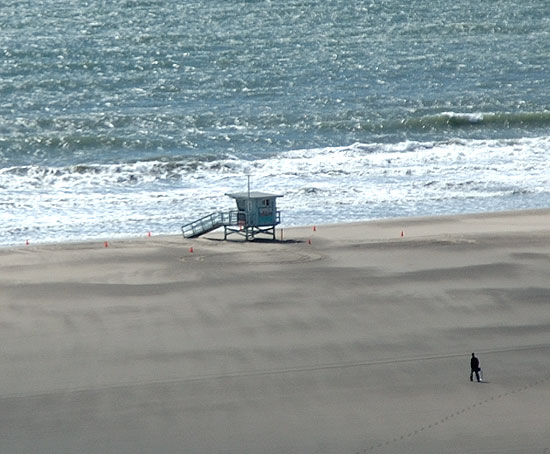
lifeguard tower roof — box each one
[226,191,283,199]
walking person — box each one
[470,352,481,382]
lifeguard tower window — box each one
[262,199,271,206]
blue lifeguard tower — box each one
[182,190,283,241]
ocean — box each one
[1,0,549,246]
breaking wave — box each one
[401,110,550,131]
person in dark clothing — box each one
[470,353,480,382]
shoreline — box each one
[5,207,550,251]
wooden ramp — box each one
[181,212,230,238]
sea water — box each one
[1,0,549,246]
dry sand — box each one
[1,209,549,454]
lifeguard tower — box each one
[182,190,283,241]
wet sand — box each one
[1,209,549,453]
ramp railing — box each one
[182,210,242,238]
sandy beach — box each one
[1,209,549,454]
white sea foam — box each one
[441,112,485,123]
[1,136,549,246]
